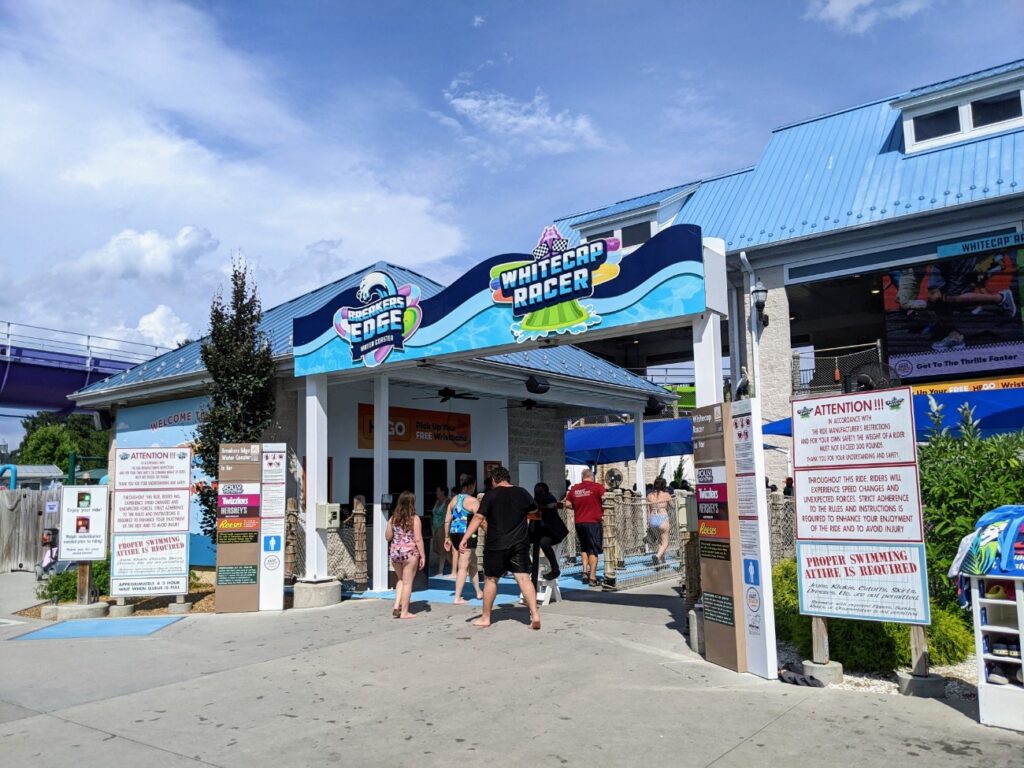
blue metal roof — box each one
[667,168,754,250]
[900,58,1024,101]
[77,261,664,399]
[556,183,696,230]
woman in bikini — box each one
[444,475,483,604]
[386,491,425,619]
[647,477,674,565]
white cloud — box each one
[805,0,932,33]
[126,304,193,349]
[472,15,486,28]
[76,226,219,280]
[443,84,610,157]
[0,0,464,351]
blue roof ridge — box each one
[900,57,1024,100]
[555,181,697,224]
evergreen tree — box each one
[194,259,276,540]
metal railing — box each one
[0,320,169,370]
[791,341,883,398]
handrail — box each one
[0,320,169,367]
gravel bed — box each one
[776,641,978,700]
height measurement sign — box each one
[793,387,929,625]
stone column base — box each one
[896,671,946,698]
[803,660,843,685]
[688,607,705,655]
[109,603,135,617]
[294,579,341,609]
[56,602,109,620]
[167,602,192,615]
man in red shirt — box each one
[564,469,606,586]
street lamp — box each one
[751,280,769,327]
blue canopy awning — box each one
[565,418,693,465]
[762,389,1024,440]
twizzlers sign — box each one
[793,387,930,625]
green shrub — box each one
[771,559,974,673]
[36,559,111,603]
[918,401,1024,610]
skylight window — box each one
[912,107,960,142]
[971,91,1023,128]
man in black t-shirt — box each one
[460,465,541,630]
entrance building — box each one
[552,59,1024,482]
[75,226,729,597]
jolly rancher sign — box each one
[293,224,713,375]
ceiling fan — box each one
[504,399,557,410]
[414,387,479,403]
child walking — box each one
[386,491,425,619]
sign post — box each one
[792,387,930,685]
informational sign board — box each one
[215,443,289,613]
[793,387,930,625]
[693,402,745,673]
[58,485,109,561]
[730,398,778,680]
[110,448,191,597]
[110,533,190,596]
[357,404,471,452]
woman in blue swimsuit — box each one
[444,475,483,604]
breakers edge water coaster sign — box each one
[293,224,710,375]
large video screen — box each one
[885,242,1024,381]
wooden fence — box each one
[0,488,62,573]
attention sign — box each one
[793,387,930,625]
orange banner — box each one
[357,404,471,453]
[217,517,260,531]
[912,376,1024,395]
[697,519,729,539]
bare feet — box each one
[530,617,541,630]
[475,592,484,600]
[400,612,417,619]
[392,608,400,618]
[472,618,491,628]
[453,598,469,605]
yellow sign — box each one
[912,376,1024,395]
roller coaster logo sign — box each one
[489,225,620,342]
[333,271,422,367]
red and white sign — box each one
[114,448,192,490]
[113,489,190,533]
[792,390,915,468]
[795,465,923,542]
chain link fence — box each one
[768,493,795,565]
[792,342,884,398]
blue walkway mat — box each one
[13,616,183,640]
[347,574,593,605]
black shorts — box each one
[576,522,603,556]
[449,531,477,551]
[483,543,531,578]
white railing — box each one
[0,321,169,368]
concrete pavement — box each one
[1,573,1022,767]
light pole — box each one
[738,252,769,399]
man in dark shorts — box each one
[460,465,541,630]
[565,469,605,586]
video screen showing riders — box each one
[884,246,1023,379]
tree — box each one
[17,413,109,473]
[194,259,276,540]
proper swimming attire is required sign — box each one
[792,387,930,625]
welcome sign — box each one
[293,224,708,376]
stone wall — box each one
[507,405,568,494]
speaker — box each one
[526,375,550,395]
[644,395,665,418]
[92,409,113,431]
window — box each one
[971,91,1023,128]
[588,230,614,242]
[913,107,961,142]
[621,222,652,248]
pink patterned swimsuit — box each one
[389,522,417,563]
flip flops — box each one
[988,664,1010,685]
[985,583,1011,600]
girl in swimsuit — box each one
[444,475,483,603]
[386,491,425,619]
[647,477,673,565]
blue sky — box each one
[0,0,1022,444]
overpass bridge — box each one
[0,322,168,412]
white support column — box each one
[303,374,329,581]
[372,374,390,592]
[693,312,724,407]
[634,412,647,495]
